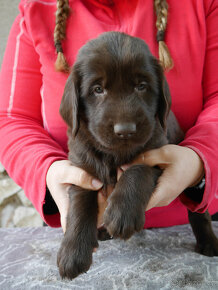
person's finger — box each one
[53,160,103,190]
[97,185,114,228]
[50,185,70,232]
[117,168,123,180]
[120,148,164,171]
[140,147,170,167]
[145,169,177,210]
[97,191,108,228]
[60,212,68,233]
[121,146,173,171]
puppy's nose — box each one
[114,123,136,138]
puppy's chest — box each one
[68,146,117,186]
[89,155,118,186]
[99,159,117,186]
[68,135,151,186]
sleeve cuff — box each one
[179,144,211,213]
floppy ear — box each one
[59,69,80,136]
[157,76,171,130]
[151,57,171,130]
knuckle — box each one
[78,169,88,186]
[160,146,170,158]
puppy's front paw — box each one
[57,236,98,279]
[103,193,145,240]
[195,236,218,257]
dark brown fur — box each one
[58,32,218,279]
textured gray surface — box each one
[0,224,218,289]
[0,0,20,67]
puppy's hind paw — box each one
[195,236,218,257]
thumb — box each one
[121,147,169,170]
[63,165,103,191]
[145,163,187,211]
[60,213,68,233]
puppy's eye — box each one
[94,85,104,95]
[135,82,147,92]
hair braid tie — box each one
[154,0,173,71]
[54,0,70,73]
[55,41,63,53]
[156,30,165,42]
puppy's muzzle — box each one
[114,122,136,139]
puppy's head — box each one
[60,32,171,153]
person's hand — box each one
[97,185,114,228]
[96,169,123,228]
[46,160,103,232]
[121,144,204,210]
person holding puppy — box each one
[0,0,217,237]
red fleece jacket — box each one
[0,0,218,228]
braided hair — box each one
[54,0,173,72]
[154,0,173,70]
[54,0,70,72]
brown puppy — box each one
[58,32,218,279]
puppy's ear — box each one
[59,69,80,136]
[158,77,171,130]
[151,57,171,130]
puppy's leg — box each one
[57,186,98,279]
[188,210,218,256]
[104,164,161,240]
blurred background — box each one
[0,0,43,227]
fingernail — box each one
[92,179,103,189]
[121,164,130,171]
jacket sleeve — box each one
[179,0,218,213]
[0,6,67,227]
